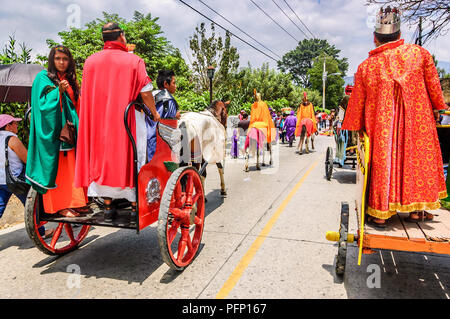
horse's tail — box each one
[300,124,307,140]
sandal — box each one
[366,216,388,229]
[404,211,434,223]
[58,208,80,218]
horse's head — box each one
[209,100,229,129]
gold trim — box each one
[367,207,398,220]
[367,192,447,219]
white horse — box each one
[178,101,228,196]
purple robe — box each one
[284,115,297,140]
[231,129,239,158]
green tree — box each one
[43,11,191,86]
[277,38,348,88]
[189,22,239,96]
[308,53,345,110]
[0,35,33,65]
[222,63,322,114]
[0,34,38,143]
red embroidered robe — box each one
[342,39,447,219]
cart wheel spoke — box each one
[37,221,48,228]
[186,175,194,195]
[64,224,76,244]
[170,208,184,219]
[168,221,180,246]
[191,193,200,206]
[186,233,194,254]
[194,216,203,226]
[50,223,64,249]
[177,235,188,262]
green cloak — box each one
[25,70,79,194]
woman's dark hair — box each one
[47,45,79,101]
[374,31,400,44]
[156,70,175,90]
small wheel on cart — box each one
[158,166,205,271]
[24,188,91,256]
[325,147,333,181]
[336,202,349,277]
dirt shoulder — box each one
[0,195,25,230]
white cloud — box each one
[0,0,449,76]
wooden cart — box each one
[25,100,206,271]
[326,121,450,277]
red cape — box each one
[75,42,151,188]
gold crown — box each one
[375,6,401,34]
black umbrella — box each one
[0,63,44,103]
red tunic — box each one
[74,42,151,189]
[342,39,447,219]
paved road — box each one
[0,135,449,299]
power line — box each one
[197,0,281,59]
[178,0,279,62]
[249,0,300,43]
[271,0,310,39]
[282,0,316,39]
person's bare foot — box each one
[408,211,433,222]
[59,209,80,218]
[43,228,55,239]
[371,217,385,225]
[367,216,387,228]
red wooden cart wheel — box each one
[24,188,90,256]
[158,166,205,271]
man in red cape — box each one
[75,22,160,222]
[342,7,447,227]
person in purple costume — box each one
[284,110,297,147]
[231,129,239,158]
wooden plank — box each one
[418,208,450,242]
[364,214,408,238]
[397,213,427,241]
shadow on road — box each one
[37,226,165,284]
[30,195,223,285]
[0,227,35,252]
[205,189,224,219]
[331,170,356,184]
[323,246,450,298]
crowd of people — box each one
[0,22,183,225]
[0,5,448,236]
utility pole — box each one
[418,17,423,46]
[322,56,327,111]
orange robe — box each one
[342,39,447,219]
[295,103,317,136]
[248,101,275,143]
[43,74,87,213]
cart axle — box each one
[326,231,355,243]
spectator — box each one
[0,114,53,237]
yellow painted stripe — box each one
[216,162,318,299]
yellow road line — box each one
[216,161,318,299]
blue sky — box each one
[1,0,449,76]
